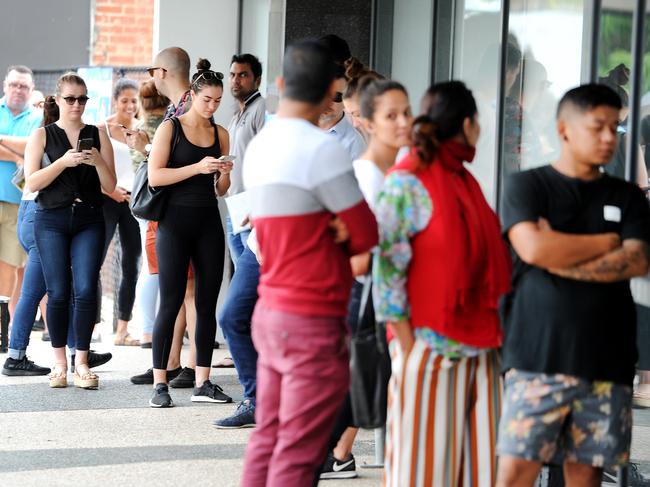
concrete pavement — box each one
[2,314,650,486]
[0,317,382,487]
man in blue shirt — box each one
[0,65,42,310]
[318,70,366,160]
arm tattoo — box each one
[550,239,650,283]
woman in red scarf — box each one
[373,81,511,486]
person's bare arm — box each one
[149,120,219,187]
[350,252,371,277]
[549,239,650,283]
[508,219,620,269]
[24,128,79,191]
[215,126,231,196]
[0,135,28,163]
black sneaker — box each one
[191,380,233,403]
[2,356,51,376]
[71,351,113,372]
[212,400,255,428]
[149,383,174,408]
[32,318,45,331]
[320,452,358,480]
[603,464,650,486]
[169,366,195,388]
[41,331,50,342]
[130,367,183,385]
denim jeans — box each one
[226,215,251,269]
[34,202,105,351]
[8,201,74,358]
[218,245,260,401]
[135,218,159,336]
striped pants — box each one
[383,339,502,487]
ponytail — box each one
[412,115,438,163]
[42,95,59,126]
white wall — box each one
[153,0,240,126]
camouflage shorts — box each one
[497,369,633,468]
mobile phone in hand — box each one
[218,155,236,163]
[76,138,94,152]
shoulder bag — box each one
[349,271,392,429]
[130,117,180,221]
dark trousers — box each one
[328,280,363,451]
[152,204,224,369]
[34,202,105,351]
[101,196,142,321]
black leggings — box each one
[152,204,224,369]
[102,196,142,321]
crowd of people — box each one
[0,32,649,487]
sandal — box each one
[633,390,650,408]
[74,368,99,389]
[49,366,68,388]
[114,333,141,346]
[212,356,235,368]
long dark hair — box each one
[42,95,59,126]
[413,81,477,163]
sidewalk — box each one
[0,317,382,487]
[2,317,650,486]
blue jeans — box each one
[34,202,105,351]
[226,215,251,269]
[218,245,260,402]
[9,201,74,358]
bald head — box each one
[155,47,190,80]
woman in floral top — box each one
[373,81,511,486]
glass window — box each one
[501,0,588,187]
[391,0,434,105]
[453,0,504,207]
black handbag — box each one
[349,274,392,429]
[130,117,180,221]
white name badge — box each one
[604,205,622,222]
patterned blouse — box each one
[372,170,485,358]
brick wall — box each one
[92,0,154,66]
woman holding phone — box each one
[147,58,232,408]
[24,72,116,389]
[98,78,142,347]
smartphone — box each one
[76,138,94,152]
[218,155,236,163]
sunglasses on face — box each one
[147,67,167,77]
[61,95,89,106]
[332,91,343,103]
[192,70,224,87]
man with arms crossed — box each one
[497,84,650,487]
[240,39,378,486]
[0,66,41,312]
[212,54,266,429]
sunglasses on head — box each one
[333,91,343,103]
[61,95,89,106]
[147,66,167,77]
[192,70,224,87]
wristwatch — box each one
[144,143,152,155]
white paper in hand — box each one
[225,191,252,235]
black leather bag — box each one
[130,117,180,221]
[349,275,391,429]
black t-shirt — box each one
[501,165,650,385]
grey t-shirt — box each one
[227,91,266,195]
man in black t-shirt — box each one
[496,84,650,487]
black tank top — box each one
[37,124,103,209]
[167,118,221,207]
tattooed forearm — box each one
[549,239,650,283]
